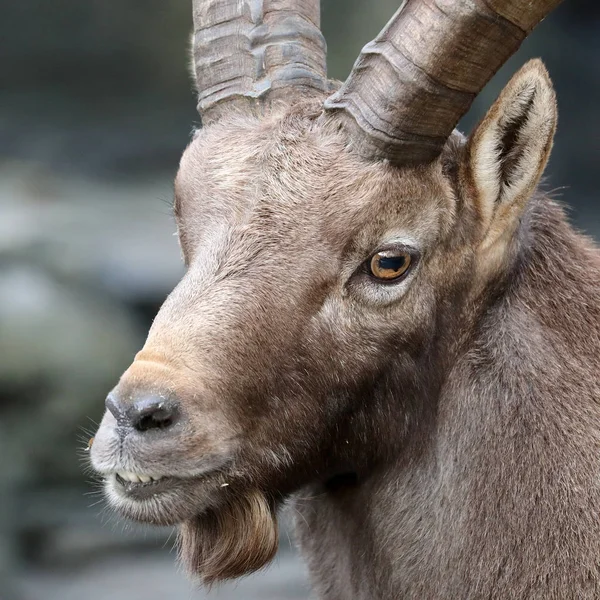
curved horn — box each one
[324,0,563,164]
[192,0,327,124]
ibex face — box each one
[91,58,557,580]
[92,103,460,534]
[90,0,563,586]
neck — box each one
[293,197,600,599]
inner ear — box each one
[497,89,536,190]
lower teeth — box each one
[115,473,162,485]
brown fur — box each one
[90,60,600,597]
[179,490,278,584]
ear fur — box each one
[466,59,557,249]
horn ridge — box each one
[193,0,327,124]
[325,0,563,164]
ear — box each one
[466,59,557,247]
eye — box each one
[368,249,413,282]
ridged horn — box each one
[324,0,563,164]
[192,0,328,124]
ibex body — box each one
[91,1,600,598]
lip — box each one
[113,473,177,500]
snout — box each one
[92,388,190,491]
[99,390,183,488]
[89,364,238,524]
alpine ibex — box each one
[90,0,600,597]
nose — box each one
[105,393,179,432]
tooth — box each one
[117,471,127,481]
[151,475,162,481]
[139,475,151,483]
[130,472,141,483]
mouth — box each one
[101,468,229,525]
[113,471,174,500]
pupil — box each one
[378,255,406,272]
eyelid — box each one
[375,240,418,254]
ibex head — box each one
[91,0,561,584]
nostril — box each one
[131,399,178,433]
[135,406,174,432]
[105,392,179,432]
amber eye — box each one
[368,250,412,282]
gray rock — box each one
[0,263,142,483]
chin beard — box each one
[178,489,279,584]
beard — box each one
[178,488,279,584]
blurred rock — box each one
[1,0,196,178]
[0,263,141,482]
[0,162,184,592]
[0,163,184,303]
[0,164,185,484]
[17,548,310,600]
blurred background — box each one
[0,0,598,598]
